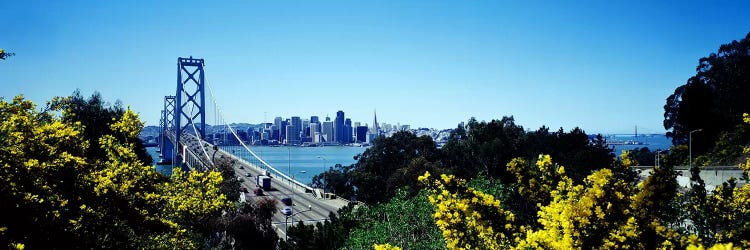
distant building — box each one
[237,130,248,142]
[312,131,322,144]
[372,110,381,135]
[247,127,256,142]
[310,116,319,124]
[279,120,288,143]
[310,123,321,143]
[356,126,368,143]
[291,116,302,141]
[345,118,353,143]
[334,111,345,143]
[302,119,310,138]
[286,124,300,145]
[274,116,282,132]
[322,121,334,143]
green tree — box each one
[221,198,279,249]
[343,189,445,250]
[664,32,750,155]
[280,208,359,250]
[62,90,152,165]
[696,121,750,166]
[352,131,442,203]
[313,131,442,204]
[627,147,657,167]
[311,163,356,200]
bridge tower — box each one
[158,109,164,151]
[161,96,176,163]
[175,57,207,163]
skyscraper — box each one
[344,118,352,144]
[279,120,288,143]
[334,110,345,144]
[286,125,300,145]
[310,122,320,143]
[372,110,381,135]
[274,117,282,130]
[310,116,319,124]
[302,119,310,138]
[291,116,302,142]
[322,121,334,143]
[356,126,368,143]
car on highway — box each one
[239,166,244,169]
[281,197,292,206]
[281,207,292,216]
[241,187,248,193]
[254,188,264,196]
[245,173,252,177]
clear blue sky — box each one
[2,1,749,134]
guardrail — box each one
[170,132,353,204]
[631,165,742,170]
[216,145,314,192]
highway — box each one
[233,161,345,237]
[193,142,349,238]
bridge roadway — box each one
[180,138,349,238]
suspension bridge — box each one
[156,57,350,238]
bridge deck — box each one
[177,136,350,238]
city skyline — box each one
[189,108,411,146]
[2,1,750,134]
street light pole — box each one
[284,215,289,241]
[287,205,312,241]
[689,129,703,169]
[316,156,326,173]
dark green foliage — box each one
[315,131,442,204]
[279,209,359,250]
[281,189,444,250]
[628,147,657,166]
[455,117,526,183]
[685,163,711,241]
[664,32,750,155]
[213,155,241,202]
[311,164,356,200]
[314,116,618,206]
[695,121,750,166]
[444,117,616,185]
[631,160,682,249]
[540,128,615,184]
[64,90,153,165]
[440,123,475,179]
[220,199,279,249]
[353,131,442,203]
[344,189,445,250]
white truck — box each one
[256,175,272,191]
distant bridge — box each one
[156,57,350,238]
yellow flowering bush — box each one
[373,243,403,250]
[621,150,638,167]
[0,96,231,249]
[518,168,641,249]
[507,154,566,209]
[419,171,516,249]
